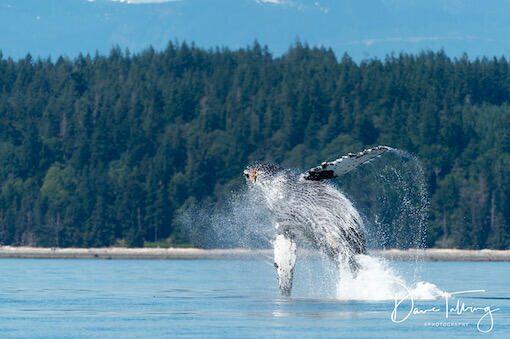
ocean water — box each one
[0,258,508,338]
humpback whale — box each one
[244,146,390,296]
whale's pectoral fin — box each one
[303,145,391,181]
[273,233,297,297]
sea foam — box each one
[336,254,444,301]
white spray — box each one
[181,148,445,300]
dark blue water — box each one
[0,259,508,338]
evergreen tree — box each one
[0,44,509,248]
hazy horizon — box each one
[2,0,510,61]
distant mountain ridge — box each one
[1,0,510,60]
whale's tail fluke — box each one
[303,145,391,181]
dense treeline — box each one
[0,43,509,248]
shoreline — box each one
[0,246,509,261]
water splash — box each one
[339,148,429,252]
[180,147,444,300]
[336,255,443,301]
[341,149,430,280]
[178,188,274,250]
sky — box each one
[1,0,509,61]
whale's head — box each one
[244,163,292,210]
[243,163,281,186]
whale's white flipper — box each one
[273,233,296,296]
[303,145,391,181]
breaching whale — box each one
[244,146,390,296]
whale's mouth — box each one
[244,169,257,183]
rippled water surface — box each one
[0,259,508,338]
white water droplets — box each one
[180,148,443,300]
[336,255,443,301]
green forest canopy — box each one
[0,43,509,249]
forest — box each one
[0,42,509,249]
